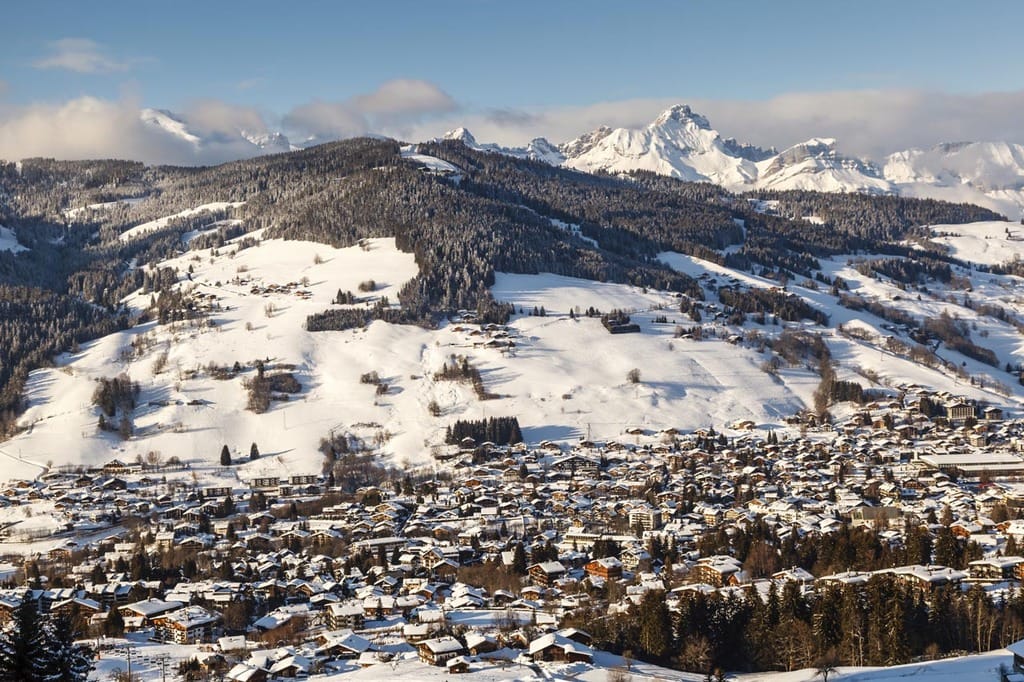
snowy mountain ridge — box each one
[442,106,1024,217]
[140,108,297,156]
[138,102,1024,216]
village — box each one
[0,386,1020,678]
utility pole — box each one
[155,653,170,682]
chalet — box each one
[584,557,623,581]
[690,555,745,587]
[153,605,221,644]
[968,556,1024,582]
[446,656,471,674]
[1004,638,1024,682]
[316,630,372,659]
[120,598,185,626]
[226,665,268,682]
[528,632,594,663]
[326,603,365,630]
[947,400,977,424]
[529,561,567,587]
[417,636,467,666]
[889,565,966,593]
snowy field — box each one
[5,218,1024,498]
[0,226,27,253]
[84,638,1012,681]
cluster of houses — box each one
[0,387,1021,675]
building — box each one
[326,602,365,630]
[690,555,744,587]
[628,505,661,532]
[584,557,623,581]
[528,633,594,663]
[417,636,467,666]
[153,605,221,644]
[528,561,567,587]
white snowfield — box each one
[7,218,1024,497]
[0,226,27,254]
[118,202,244,242]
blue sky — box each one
[2,1,1023,162]
[4,0,1021,108]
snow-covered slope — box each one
[884,141,1024,217]
[10,215,1024,486]
[140,108,201,146]
[755,138,893,193]
[0,225,27,254]
[117,202,244,242]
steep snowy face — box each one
[443,127,479,147]
[141,109,295,154]
[561,105,758,187]
[140,108,202,146]
[884,141,1024,191]
[756,138,893,194]
[559,126,614,158]
[240,131,294,153]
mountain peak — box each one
[443,127,478,147]
[652,104,711,130]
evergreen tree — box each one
[637,590,672,660]
[220,444,232,466]
[103,607,124,638]
[0,600,47,682]
[250,442,259,459]
[511,542,527,575]
[42,614,93,682]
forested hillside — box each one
[0,138,1005,432]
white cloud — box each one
[33,38,136,75]
[0,97,262,165]
[284,79,457,141]
[4,86,1024,166]
[183,99,269,138]
[402,89,1024,162]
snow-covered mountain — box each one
[756,138,892,194]
[140,108,297,155]
[441,128,564,165]
[444,106,886,193]
[439,106,1024,215]
[140,108,202,147]
[883,141,1024,217]
[562,104,761,187]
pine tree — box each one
[220,444,232,466]
[103,607,124,638]
[41,614,93,682]
[511,542,527,575]
[0,600,47,681]
[637,590,672,660]
[250,442,259,459]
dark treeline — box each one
[567,577,1024,675]
[565,518,1018,674]
[444,417,523,445]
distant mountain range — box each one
[140,108,297,155]
[438,104,1024,217]
[140,104,1024,217]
